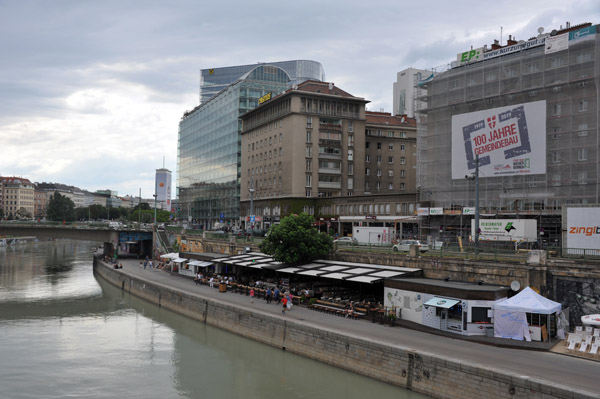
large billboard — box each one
[564,207,600,255]
[471,219,537,242]
[451,100,546,179]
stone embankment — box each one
[93,257,597,399]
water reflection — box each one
[0,241,429,399]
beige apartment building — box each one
[0,177,35,218]
[240,81,418,237]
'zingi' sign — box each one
[451,100,546,179]
[565,207,600,255]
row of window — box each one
[551,100,591,116]
[366,155,406,164]
[248,132,283,152]
[366,169,407,177]
[249,162,283,176]
[549,148,590,162]
[366,142,406,151]
[365,182,406,191]
[365,129,409,138]
[248,148,283,164]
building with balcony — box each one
[240,81,419,236]
[0,177,35,218]
[416,22,599,245]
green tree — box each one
[259,213,332,264]
[46,192,76,222]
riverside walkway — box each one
[106,257,600,396]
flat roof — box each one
[386,278,509,300]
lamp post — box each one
[249,177,255,230]
[474,154,480,255]
[138,188,142,227]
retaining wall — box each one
[93,257,595,399]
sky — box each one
[1,0,598,199]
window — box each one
[377,155,382,163]
[347,178,353,190]
[269,137,272,145]
[388,170,394,177]
[306,116,312,128]
[365,142,370,149]
[365,182,370,190]
[550,151,559,163]
[376,182,381,190]
[399,132,407,138]
[305,175,312,187]
[388,183,393,190]
[305,190,312,197]
[578,100,589,112]
[576,51,592,63]
[388,131,394,137]
[578,123,589,136]
[348,149,353,161]
[348,120,353,132]
[306,131,312,142]
[348,163,354,175]
[377,142,382,150]
[400,157,406,165]
[578,171,588,184]
[376,169,382,177]
[578,148,588,161]
[365,168,370,176]
[348,135,354,147]
[552,104,561,116]
[400,169,406,177]
[486,72,497,82]
[400,144,405,151]
[388,156,394,164]
[279,133,282,142]
[366,155,370,163]
[306,159,312,171]
[389,144,394,151]
[400,183,405,191]
[306,146,312,157]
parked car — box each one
[393,240,428,252]
[334,236,358,246]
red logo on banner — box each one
[487,115,496,129]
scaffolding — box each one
[416,24,599,245]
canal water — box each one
[0,240,429,399]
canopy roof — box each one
[494,287,561,314]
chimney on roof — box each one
[507,35,517,46]
[328,82,333,91]
[491,39,501,50]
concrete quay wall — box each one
[93,257,593,399]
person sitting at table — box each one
[345,303,354,318]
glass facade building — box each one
[178,61,325,229]
[199,60,325,104]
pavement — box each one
[107,256,600,395]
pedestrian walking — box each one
[209,277,214,288]
[149,260,153,269]
[143,259,147,269]
[281,296,287,314]
[274,287,280,304]
[287,293,293,311]
[250,288,255,303]
[266,288,272,304]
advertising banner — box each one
[156,171,172,207]
[451,100,546,179]
[471,219,537,242]
[565,207,600,255]
[544,33,568,54]
[569,25,597,44]
[417,208,429,216]
[429,207,444,215]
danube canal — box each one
[0,240,429,399]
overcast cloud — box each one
[1,0,598,198]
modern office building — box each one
[393,68,432,118]
[178,61,326,229]
[199,60,326,104]
[240,81,419,236]
[416,22,599,245]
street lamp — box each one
[249,177,255,230]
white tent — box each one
[493,287,561,341]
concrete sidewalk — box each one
[109,256,600,395]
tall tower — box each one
[155,168,172,211]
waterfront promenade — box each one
[104,257,600,397]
